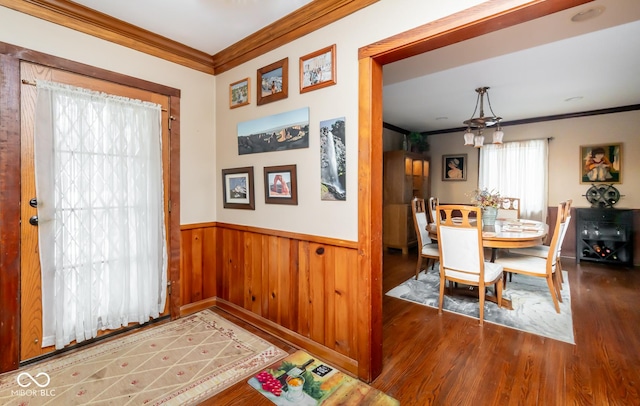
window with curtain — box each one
[34,80,167,350]
[479,139,548,222]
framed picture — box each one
[580,143,621,184]
[237,107,309,155]
[320,116,346,201]
[300,44,337,93]
[229,78,250,109]
[257,57,288,105]
[263,164,298,205]
[442,154,467,181]
[222,167,255,210]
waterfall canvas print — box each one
[320,117,346,201]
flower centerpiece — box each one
[470,188,502,226]
[470,187,502,208]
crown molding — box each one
[0,0,215,73]
[212,0,378,75]
[1,0,378,75]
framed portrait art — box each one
[257,58,288,105]
[263,165,298,205]
[300,44,336,93]
[222,167,255,210]
[229,78,250,109]
[442,154,467,181]
[580,143,621,184]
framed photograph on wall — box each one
[229,78,250,109]
[257,57,288,105]
[264,164,298,205]
[580,143,621,184]
[222,166,255,210]
[300,44,337,93]
[442,154,467,181]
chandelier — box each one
[463,86,504,148]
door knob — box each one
[29,216,38,226]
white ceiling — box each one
[69,0,640,133]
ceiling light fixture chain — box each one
[463,86,504,148]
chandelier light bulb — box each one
[474,134,484,148]
[463,129,475,145]
[493,129,504,144]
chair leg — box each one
[438,276,446,315]
[495,279,503,309]
[553,271,563,303]
[557,259,564,286]
[415,256,423,280]
[546,275,561,313]
[478,283,485,326]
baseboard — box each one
[214,299,359,377]
[180,297,217,317]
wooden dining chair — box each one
[497,197,520,219]
[435,205,503,325]
[411,197,440,280]
[494,201,569,313]
[510,199,572,286]
[428,196,439,225]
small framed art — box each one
[229,78,250,109]
[257,57,288,105]
[580,143,621,184]
[300,44,336,93]
[442,154,467,181]
[222,166,255,210]
[263,164,298,205]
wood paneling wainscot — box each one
[180,222,360,375]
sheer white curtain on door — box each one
[34,80,167,349]
[479,139,548,222]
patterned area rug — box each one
[0,309,287,405]
[387,267,575,344]
[248,350,399,405]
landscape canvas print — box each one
[320,117,346,201]
[238,107,309,155]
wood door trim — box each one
[0,42,181,372]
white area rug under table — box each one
[386,267,575,344]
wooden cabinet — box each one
[383,151,430,254]
[576,208,633,266]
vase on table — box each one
[482,206,498,227]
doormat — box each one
[0,309,287,405]
[248,350,399,405]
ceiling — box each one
[69,0,640,134]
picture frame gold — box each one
[229,78,250,109]
[264,165,298,205]
[222,166,255,210]
[257,58,288,105]
[580,143,621,184]
[299,44,337,93]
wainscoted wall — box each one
[180,222,361,375]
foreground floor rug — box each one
[0,309,287,405]
[248,350,399,405]
[387,268,575,344]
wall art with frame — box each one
[222,166,255,210]
[237,107,309,155]
[229,77,250,109]
[442,154,467,181]
[257,57,288,105]
[264,165,298,205]
[300,44,336,94]
[580,143,621,184]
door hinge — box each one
[168,115,175,131]
[168,199,172,213]
[167,281,172,295]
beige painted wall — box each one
[427,110,639,209]
[215,0,486,241]
[0,6,216,225]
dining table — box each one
[427,218,549,310]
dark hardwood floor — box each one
[205,250,640,405]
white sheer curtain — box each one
[479,139,548,222]
[34,80,167,349]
